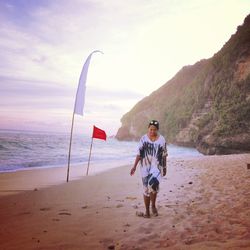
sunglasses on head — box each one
[150,121,158,125]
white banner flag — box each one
[74,50,102,116]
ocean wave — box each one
[0,144,7,150]
[0,129,202,173]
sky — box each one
[0,0,249,136]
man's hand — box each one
[130,166,136,176]
[163,168,167,176]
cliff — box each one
[116,14,250,155]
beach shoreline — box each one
[0,160,134,197]
[0,154,250,249]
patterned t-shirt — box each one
[137,134,167,178]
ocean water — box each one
[0,129,202,173]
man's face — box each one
[148,125,158,137]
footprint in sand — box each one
[132,204,138,209]
[40,207,51,211]
[31,237,40,243]
[100,238,115,249]
[103,206,111,209]
[52,218,60,221]
[17,211,31,216]
[125,196,137,200]
[58,212,71,216]
[82,205,88,209]
[116,204,124,208]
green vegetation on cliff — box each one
[116,14,250,155]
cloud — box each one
[0,0,249,133]
[0,75,143,98]
[0,75,143,133]
[1,0,249,88]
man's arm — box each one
[162,155,167,176]
[162,144,168,176]
[130,155,141,176]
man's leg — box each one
[143,194,150,217]
[150,192,158,216]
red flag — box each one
[92,125,107,140]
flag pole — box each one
[66,111,75,182]
[86,137,93,176]
[66,51,103,181]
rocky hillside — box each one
[116,14,250,155]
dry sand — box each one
[0,154,250,250]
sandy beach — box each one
[0,154,250,250]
